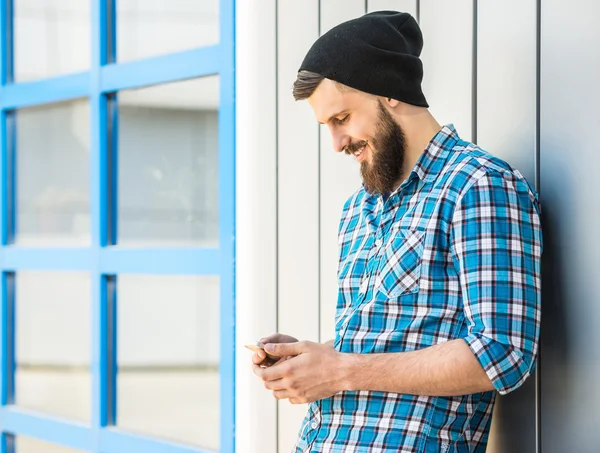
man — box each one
[252,11,542,453]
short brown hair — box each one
[292,70,325,101]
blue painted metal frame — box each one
[0,0,236,452]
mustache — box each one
[344,140,369,155]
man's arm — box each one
[342,339,494,396]
[256,339,492,402]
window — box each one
[0,1,235,452]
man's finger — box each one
[253,360,289,381]
[252,363,283,380]
[263,378,287,391]
[252,350,266,364]
[252,364,265,378]
[272,389,291,400]
[264,341,307,357]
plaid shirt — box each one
[293,125,542,453]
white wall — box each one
[235,2,278,453]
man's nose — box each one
[330,129,350,154]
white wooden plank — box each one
[367,0,417,18]
[235,1,278,453]
[420,0,473,141]
[277,1,321,451]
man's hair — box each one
[292,70,325,101]
[293,70,357,101]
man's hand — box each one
[251,333,299,367]
[253,340,351,404]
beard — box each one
[346,101,407,195]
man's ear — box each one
[384,97,400,108]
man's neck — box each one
[402,112,443,176]
[390,111,442,191]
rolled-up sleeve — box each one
[450,170,543,395]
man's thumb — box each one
[264,341,303,357]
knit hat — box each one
[299,11,428,108]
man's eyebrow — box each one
[318,111,349,125]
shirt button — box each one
[311,422,318,429]
[375,239,382,247]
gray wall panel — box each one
[477,2,538,451]
[477,0,537,184]
[541,1,600,452]
[419,0,473,141]
[264,0,600,451]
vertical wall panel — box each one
[540,1,600,452]
[277,1,321,451]
[478,0,537,184]
[419,0,473,141]
[367,0,417,17]
[477,2,538,452]
[235,1,278,452]
[318,0,365,346]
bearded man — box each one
[252,11,543,453]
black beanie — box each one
[299,11,428,108]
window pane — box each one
[117,0,219,62]
[13,436,86,453]
[15,100,90,246]
[117,77,219,247]
[117,275,219,449]
[15,272,91,423]
[14,0,90,81]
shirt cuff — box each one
[463,333,532,395]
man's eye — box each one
[336,115,350,124]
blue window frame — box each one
[0,0,235,452]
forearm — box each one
[342,339,495,396]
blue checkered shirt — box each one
[293,125,542,453]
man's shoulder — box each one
[442,140,536,198]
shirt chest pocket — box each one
[375,228,425,299]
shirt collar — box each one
[411,124,460,184]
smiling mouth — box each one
[345,140,369,162]
[353,144,366,160]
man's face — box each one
[308,79,406,194]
